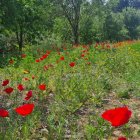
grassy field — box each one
[0,40,140,140]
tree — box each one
[0,0,45,52]
[53,0,84,44]
[122,7,140,39]
[80,0,106,43]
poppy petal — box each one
[15,104,34,116]
[0,109,9,117]
[101,106,132,127]
[2,79,9,86]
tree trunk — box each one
[73,26,79,44]
[19,25,23,53]
[60,0,81,45]
[16,25,23,53]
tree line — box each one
[0,0,140,52]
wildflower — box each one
[40,57,44,61]
[32,75,35,79]
[2,79,9,86]
[81,54,85,57]
[9,59,14,64]
[83,45,88,49]
[87,62,91,65]
[46,50,51,54]
[24,78,30,81]
[25,90,33,100]
[82,49,88,53]
[17,84,25,91]
[4,87,14,94]
[69,62,75,67]
[118,136,127,140]
[0,109,9,117]
[21,54,26,58]
[60,56,64,61]
[118,137,127,140]
[42,54,48,59]
[39,84,46,90]
[35,59,40,63]
[106,44,111,49]
[15,104,34,116]
[101,106,132,127]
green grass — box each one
[0,40,140,140]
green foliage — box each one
[122,7,140,39]
[53,17,72,42]
[103,12,129,41]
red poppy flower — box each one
[69,62,75,67]
[32,75,35,79]
[4,87,14,94]
[87,62,91,65]
[46,50,51,54]
[40,57,43,61]
[0,109,9,117]
[21,54,26,58]
[101,106,132,127]
[17,84,25,91]
[25,90,33,100]
[24,78,30,81]
[42,54,48,59]
[82,49,88,53]
[81,54,85,57]
[38,84,46,90]
[60,56,64,61]
[106,44,111,49]
[2,79,9,86]
[15,104,34,116]
[118,136,127,140]
[9,59,14,64]
[83,45,88,49]
[35,59,40,63]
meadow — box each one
[0,40,140,140]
